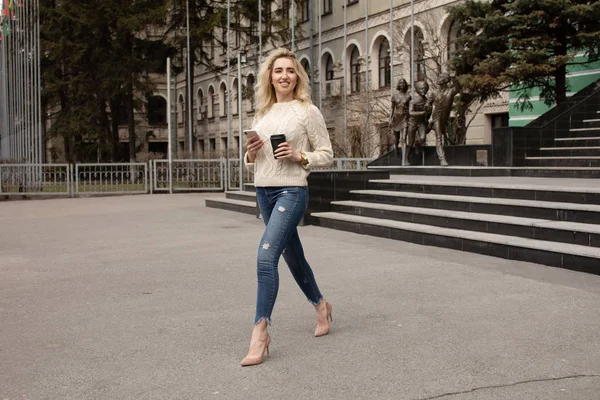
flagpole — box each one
[19,1,24,162]
[308,0,314,100]
[237,52,243,191]
[27,0,33,163]
[17,2,23,161]
[25,0,31,163]
[258,0,262,67]
[390,0,393,106]
[343,0,347,140]
[6,11,12,158]
[167,57,173,194]
[364,0,369,134]
[186,0,193,157]
[1,34,7,159]
[35,0,42,163]
[318,0,321,109]
[291,0,294,51]
[12,3,17,161]
[226,0,231,189]
[411,0,415,97]
[12,7,17,160]
[9,12,14,159]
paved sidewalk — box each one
[1,194,599,400]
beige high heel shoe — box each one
[240,333,271,367]
[315,300,333,337]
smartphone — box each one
[243,129,259,141]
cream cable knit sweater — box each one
[244,100,334,187]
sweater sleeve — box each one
[243,151,254,172]
[304,105,334,169]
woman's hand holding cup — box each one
[273,142,302,162]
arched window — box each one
[246,74,255,110]
[219,82,227,117]
[447,21,460,59]
[350,47,361,93]
[196,88,204,120]
[178,94,185,126]
[379,39,391,88]
[301,58,310,80]
[232,78,239,115]
[147,96,167,125]
[325,54,334,81]
[208,86,215,118]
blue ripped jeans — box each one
[254,186,324,325]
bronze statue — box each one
[428,73,459,166]
[390,79,411,159]
[405,81,431,166]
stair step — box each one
[205,197,257,215]
[368,178,600,204]
[583,118,600,123]
[351,189,600,223]
[554,137,600,147]
[374,165,600,178]
[225,190,257,202]
[332,200,600,247]
[537,147,600,157]
[310,212,600,273]
[526,156,600,160]
[524,158,600,168]
[540,146,600,151]
[555,136,600,142]
[570,127,600,132]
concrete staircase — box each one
[205,184,257,215]
[309,174,600,274]
[526,111,600,167]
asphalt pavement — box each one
[1,193,599,400]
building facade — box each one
[48,0,511,162]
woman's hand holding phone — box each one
[244,130,265,163]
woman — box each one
[241,48,334,367]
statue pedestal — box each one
[371,144,493,167]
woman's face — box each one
[271,57,298,102]
[397,80,408,92]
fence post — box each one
[70,164,75,198]
[74,164,79,196]
[169,159,173,194]
[222,158,226,192]
[145,161,150,194]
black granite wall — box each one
[368,145,493,167]
[303,169,390,225]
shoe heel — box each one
[265,336,270,358]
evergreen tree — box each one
[449,0,600,110]
[41,0,169,162]
[41,0,285,160]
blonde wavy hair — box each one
[254,48,312,118]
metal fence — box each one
[0,163,70,195]
[0,158,373,197]
[227,158,255,191]
[313,158,374,171]
[153,159,225,192]
[75,163,147,195]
